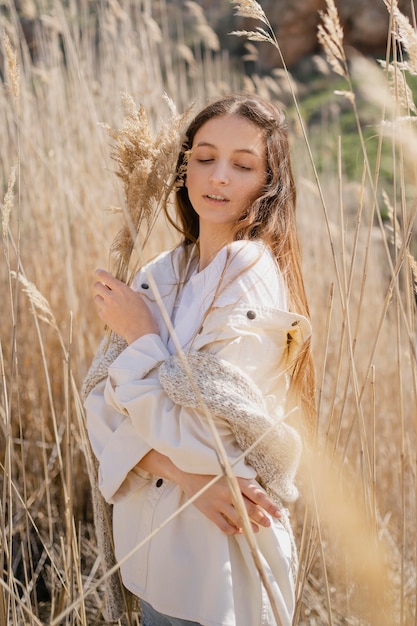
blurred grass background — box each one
[1,0,416,624]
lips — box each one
[205,194,229,202]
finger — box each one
[254,494,281,520]
[93,281,112,299]
[93,293,103,306]
[239,481,281,519]
[213,513,243,536]
[94,269,111,288]
[218,502,261,534]
[95,269,123,290]
[242,497,271,528]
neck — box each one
[197,224,233,271]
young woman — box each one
[83,93,315,626]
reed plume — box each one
[3,33,20,104]
[102,93,191,284]
[384,0,417,75]
[229,0,276,46]
[186,1,220,51]
[230,0,268,24]
[13,272,59,331]
[380,0,417,114]
[317,0,348,79]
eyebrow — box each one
[194,141,261,156]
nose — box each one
[209,162,229,186]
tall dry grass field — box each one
[0,0,416,624]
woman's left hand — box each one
[93,269,159,344]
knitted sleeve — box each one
[81,332,128,402]
[159,351,302,505]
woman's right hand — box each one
[177,472,281,535]
[92,269,158,344]
[137,450,280,535]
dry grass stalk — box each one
[229,0,268,24]
[1,166,17,240]
[384,0,417,75]
[229,0,276,46]
[317,0,348,79]
[383,190,417,296]
[387,66,417,114]
[379,1,417,114]
[186,1,220,51]
[3,33,20,104]
[13,272,59,331]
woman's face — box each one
[185,114,267,239]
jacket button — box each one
[141,283,149,290]
[156,478,163,488]
[246,310,256,320]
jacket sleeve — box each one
[103,333,257,481]
[85,379,153,503]
[84,328,172,504]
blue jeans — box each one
[141,600,202,626]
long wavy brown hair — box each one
[169,93,316,433]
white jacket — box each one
[85,240,311,626]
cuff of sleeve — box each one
[99,419,152,502]
[108,466,152,504]
[108,333,170,383]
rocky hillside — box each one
[194,0,416,69]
